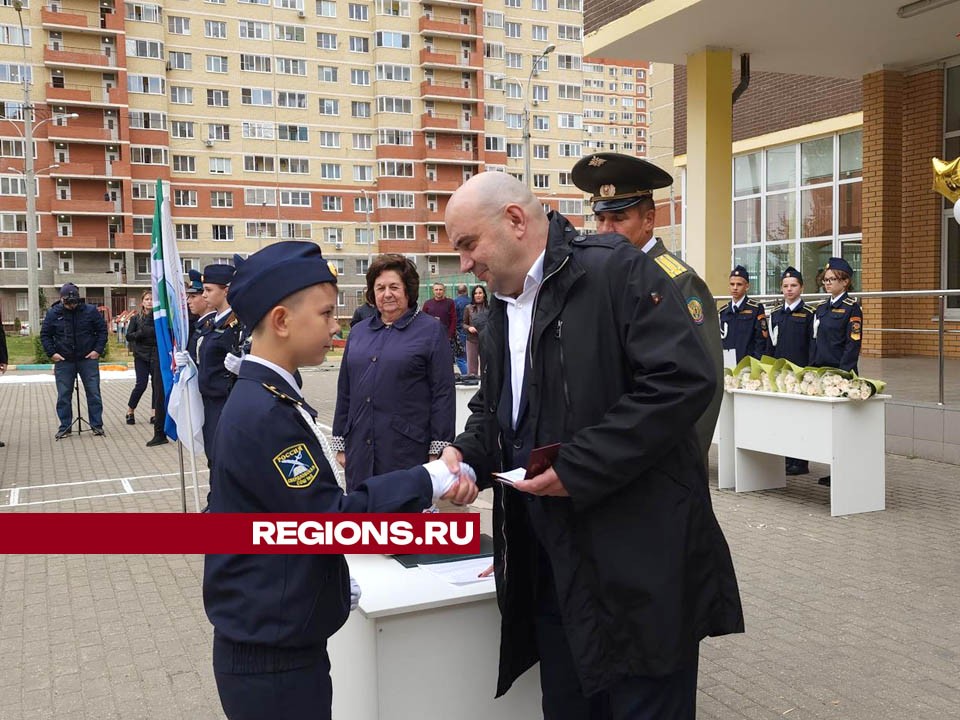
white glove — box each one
[173,351,190,368]
[224,352,242,375]
[349,576,361,611]
[770,325,779,348]
[812,315,820,340]
[422,459,477,500]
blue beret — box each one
[227,241,338,329]
[781,266,803,284]
[202,264,235,286]
[825,257,853,276]
[730,265,750,283]
[186,268,204,294]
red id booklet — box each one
[492,443,561,486]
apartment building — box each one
[0,0,652,324]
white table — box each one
[455,383,478,434]
[716,390,888,517]
[329,554,540,720]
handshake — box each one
[421,459,479,506]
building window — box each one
[944,64,960,311]
[174,189,197,206]
[731,130,862,294]
[209,157,232,174]
[210,191,233,208]
[212,225,234,241]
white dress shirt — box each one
[494,251,545,427]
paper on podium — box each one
[422,556,495,585]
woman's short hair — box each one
[471,284,488,305]
[365,253,420,309]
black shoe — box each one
[818,475,831,486]
[146,435,168,447]
[91,426,106,437]
[0,440,5,448]
[126,413,136,425]
[55,428,72,440]
[786,465,804,476]
[149,416,155,425]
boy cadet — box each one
[719,265,768,363]
[767,266,815,475]
[201,241,479,720]
[571,152,723,460]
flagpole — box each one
[182,388,202,512]
[178,440,187,513]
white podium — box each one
[717,390,888,517]
[455,384,478,434]
[329,554,541,720]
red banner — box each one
[0,514,481,554]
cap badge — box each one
[599,184,616,198]
[327,260,339,278]
[588,156,607,167]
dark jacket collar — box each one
[369,305,419,331]
[542,210,578,277]
[238,358,300,398]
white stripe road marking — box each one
[120,478,135,494]
[7,470,208,492]
[9,488,20,506]
[0,483,211,509]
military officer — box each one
[767,266,815,476]
[571,151,723,460]
[197,263,242,468]
[811,256,862,373]
[200,241,479,720]
[719,266,768,363]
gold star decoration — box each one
[933,157,960,204]
[588,156,607,167]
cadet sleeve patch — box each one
[273,443,319,488]
[686,296,704,325]
[653,254,688,279]
[850,319,862,341]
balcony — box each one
[375,144,423,161]
[41,7,125,35]
[421,179,461,193]
[53,269,125,287]
[45,83,128,108]
[420,80,480,103]
[424,0,481,6]
[44,45,120,71]
[47,125,117,145]
[419,49,482,70]
[420,113,483,134]
[49,198,119,215]
[425,147,481,164]
[418,17,480,38]
[49,162,130,180]
[379,239,432,255]
[484,151,508,166]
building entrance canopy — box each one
[585,0,960,78]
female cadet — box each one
[810,257,862,373]
[809,257,862,486]
[767,266,815,475]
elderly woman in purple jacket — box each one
[332,254,455,490]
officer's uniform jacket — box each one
[647,239,723,458]
[810,291,862,372]
[203,360,433,667]
[766,299,815,366]
[197,310,242,399]
[454,212,744,697]
[719,296,767,362]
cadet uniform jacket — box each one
[198,310,242,400]
[810,292,862,372]
[718,296,767,362]
[453,212,744,697]
[203,360,433,666]
[647,239,723,458]
[766,301,815,367]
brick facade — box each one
[584,0,652,34]
[674,67,863,155]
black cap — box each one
[201,264,235,286]
[59,282,80,299]
[730,265,750,283]
[781,266,803,284]
[825,257,853,276]
[227,241,339,329]
[571,153,673,212]
[186,269,204,294]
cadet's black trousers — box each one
[213,636,332,720]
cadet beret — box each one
[59,282,80,299]
[825,257,853,276]
[227,241,339,329]
[730,265,750,282]
[782,266,803,284]
[571,152,673,213]
[202,264,235,286]
[186,268,204,294]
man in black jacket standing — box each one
[40,283,108,439]
[442,172,743,720]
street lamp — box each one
[523,43,555,191]
[10,0,78,335]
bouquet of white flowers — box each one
[727,356,887,400]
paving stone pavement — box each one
[1,368,959,719]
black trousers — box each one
[213,646,332,720]
[534,544,699,720]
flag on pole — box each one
[150,179,191,442]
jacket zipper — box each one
[496,431,508,593]
[556,319,570,410]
